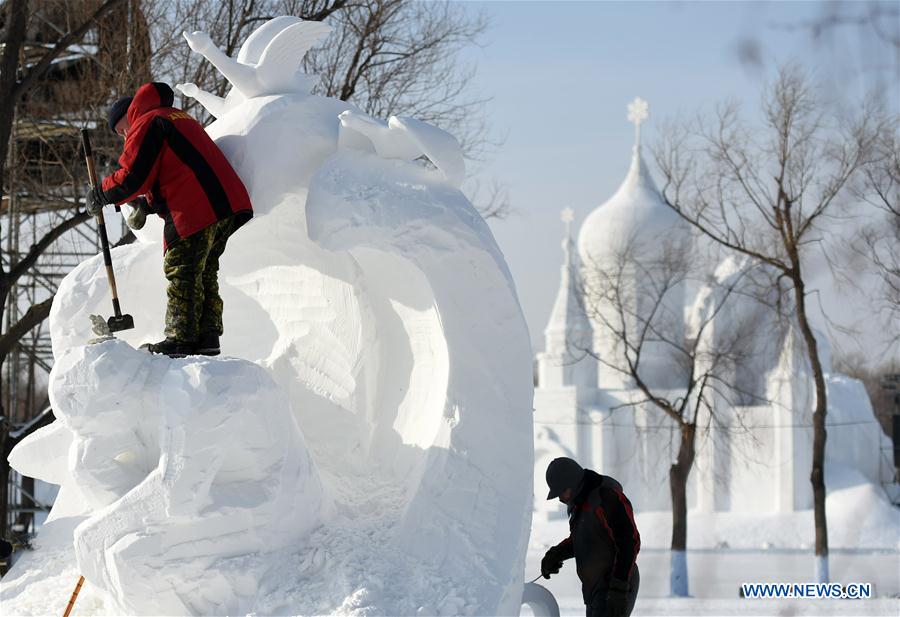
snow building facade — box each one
[533,98,893,521]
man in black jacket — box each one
[541,457,641,617]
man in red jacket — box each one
[541,457,641,617]
[86,82,253,357]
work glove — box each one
[84,186,108,216]
[606,577,630,617]
[125,197,150,230]
[540,546,564,579]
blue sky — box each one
[454,1,899,360]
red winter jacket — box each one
[101,82,252,250]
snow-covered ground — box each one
[528,531,900,607]
[3,513,897,616]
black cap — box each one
[546,457,584,500]
[108,97,133,132]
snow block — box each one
[51,340,325,615]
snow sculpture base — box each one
[35,340,324,615]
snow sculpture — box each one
[337,111,466,186]
[177,16,330,114]
[5,16,533,617]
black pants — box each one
[585,565,640,617]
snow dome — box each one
[576,98,688,270]
[576,98,690,389]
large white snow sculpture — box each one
[4,16,534,617]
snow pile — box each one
[2,16,534,617]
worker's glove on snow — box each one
[84,186,108,216]
[606,577,630,617]
[125,197,150,230]
[540,546,564,579]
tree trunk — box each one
[792,272,830,582]
[0,0,29,210]
[0,422,10,552]
[669,422,696,597]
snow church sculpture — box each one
[534,98,894,522]
[4,17,534,617]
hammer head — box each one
[107,314,135,333]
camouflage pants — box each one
[163,216,237,342]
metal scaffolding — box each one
[1,0,152,555]
[2,107,102,538]
[1,35,119,539]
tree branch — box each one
[14,0,128,99]
[0,298,53,361]
[302,0,351,22]
[9,211,91,284]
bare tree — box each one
[464,177,511,221]
[576,232,756,597]
[0,0,129,545]
[301,0,491,158]
[655,67,880,582]
[853,116,900,348]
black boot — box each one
[195,334,220,356]
[140,337,194,358]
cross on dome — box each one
[627,97,649,149]
[627,97,649,126]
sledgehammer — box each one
[81,129,134,334]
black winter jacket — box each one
[551,470,641,603]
